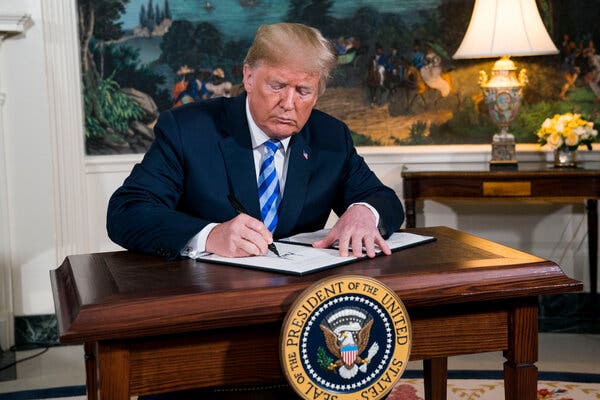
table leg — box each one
[97,341,130,400]
[84,342,98,400]
[405,198,416,228]
[423,357,447,400]
[503,299,538,400]
[587,199,597,294]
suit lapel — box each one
[276,131,312,237]
[218,95,261,220]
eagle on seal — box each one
[320,318,374,379]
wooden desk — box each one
[51,227,581,400]
[402,163,600,294]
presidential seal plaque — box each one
[281,275,411,400]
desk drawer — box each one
[483,181,531,196]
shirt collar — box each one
[245,97,291,152]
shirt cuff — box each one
[180,223,218,259]
[348,202,380,227]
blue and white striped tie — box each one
[258,140,282,233]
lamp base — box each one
[490,139,517,170]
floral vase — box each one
[554,148,577,167]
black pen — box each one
[227,194,281,257]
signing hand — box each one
[205,214,273,257]
[312,204,391,258]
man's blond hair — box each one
[244,23,336,95]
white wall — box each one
[0,0,597,352]
[1,0,56,331]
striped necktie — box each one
[258,140,282,233]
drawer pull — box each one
[483,181,531,196]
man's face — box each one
[243,62,320,140]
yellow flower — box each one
[542,118,552,129]
[538,113,596,150]
[546,132,563,149]
[565,132,579,147]
[554,122,565,134]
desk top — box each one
[51,226,581,344]
[401,161,600,177]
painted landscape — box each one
[78,0,600,154]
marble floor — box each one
[0,332,599,395]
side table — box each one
[402,163,600,294]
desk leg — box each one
[405,198,416,228]
[84,342,98,400]
[503,300,538,400]
[423,357,447,400]
[587,199,597,294]
[97,341,130,400]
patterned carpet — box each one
[389,379,600,400]
[2,378,600,400]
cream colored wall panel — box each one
[2,0,56,316]
[85,168,131,253]
[0,6,34,350]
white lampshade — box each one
[453,0,558,59]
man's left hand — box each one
[312,204,391,258]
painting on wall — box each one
[78,0,600,155]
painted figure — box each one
[583,40,600,102]
[559,40,580,100]
[205,68,233,98]
[420,45,450,97]
[172,65,195,107]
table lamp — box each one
[453,0,558,169]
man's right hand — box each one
[205,214,273,257]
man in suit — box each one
[107,22,404,261]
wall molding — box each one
[42,1,90,262]
[84,143,600,172]
[359,143,600,164]
[0,91,12,351]
[85,154,143,174]
[0,13,33,40]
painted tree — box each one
[155,3,162,25]
[146,0,155,31]
[348,6,381,47]
[437,0,473,52]
[301,0,334,31]
[194,22,223,56]
[78,0,128,78]
[537,0,554,38]
[286,0,309,23]
[548,0,598,44]
[160,20,224,72]
[164,0,172,20]
[139,3,146,28]
[78,0,144,146]
[160,19,201,71]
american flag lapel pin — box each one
[303,150,309,160]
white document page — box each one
[280,229,435,252]
[198,242,356,275]
[197,230,435,275]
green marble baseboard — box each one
[538,293,600,334]
[13,315,59,350]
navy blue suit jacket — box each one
[107,94,404,259]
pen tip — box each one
[269,243,280,257]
